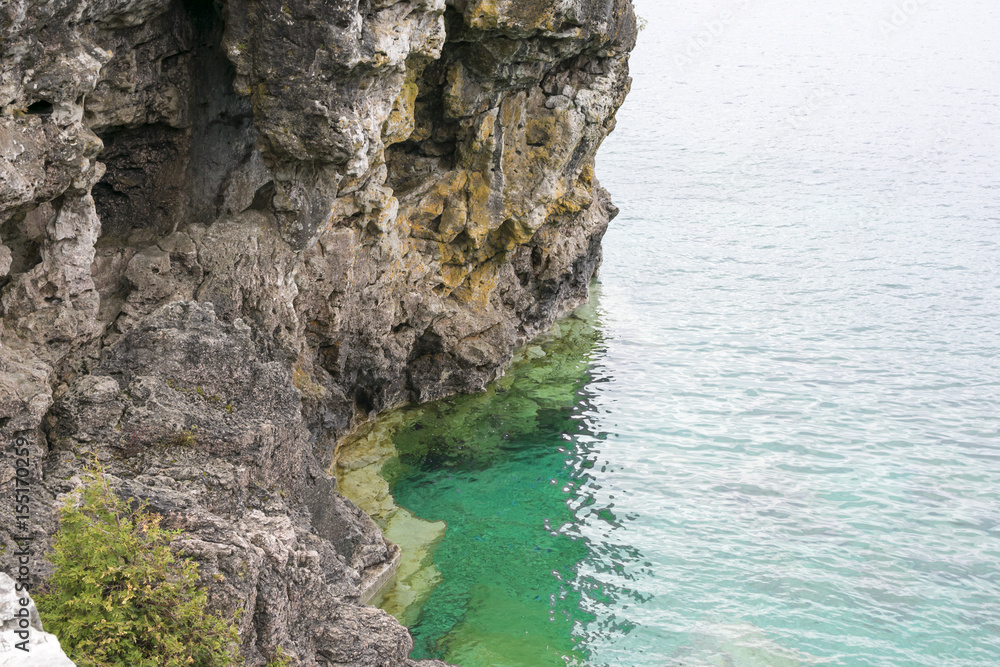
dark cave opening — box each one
[89,0,258,244]
[25,100,54,115]
[180,0,223,21]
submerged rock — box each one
[335,414,448,625]
[0,0,636,662]
[673,621,816,667]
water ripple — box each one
[586,0,1000,664]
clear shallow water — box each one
[385,311,607,665]
[380,0,1000,664]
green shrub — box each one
[36,470,243,667]
[266,647,293,667]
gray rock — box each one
[44,301,400,665]
[0,573,74,666]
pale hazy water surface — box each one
[587,0,1000,664]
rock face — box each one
[0,0,635,664]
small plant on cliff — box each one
[35,468,243,667]
[266,647,294,667]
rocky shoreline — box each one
[0,0,636,663]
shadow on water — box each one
[338,285,644,666]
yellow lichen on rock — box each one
[462,171,496,247]
[465,0,557,32]
[383,71,420,146]
[439,262,473,291]
[451,259,502,309]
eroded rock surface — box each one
[0,0,635,663]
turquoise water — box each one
[385,308,607,665]
[384,0,1000,664]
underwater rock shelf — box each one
[335,301,608,664]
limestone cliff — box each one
[0,0,635,663]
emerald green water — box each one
[383,303,610,666]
